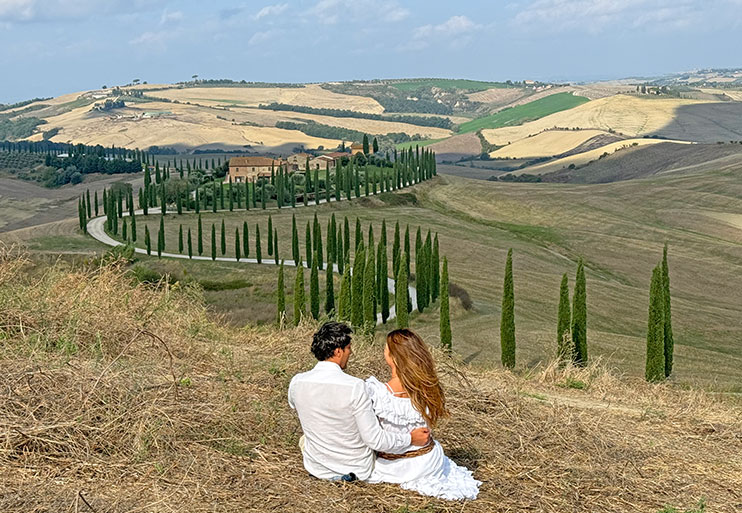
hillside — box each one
[1,252,740,512]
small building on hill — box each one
[350,142,366,155]
[226,156,284,183]
[286,152,313,171]
[308,155,336,170]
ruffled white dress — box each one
[365,376,481,500]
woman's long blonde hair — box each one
[386,329,449,428]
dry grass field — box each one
[1,255,740,512]
[105,166,742,391]
[514,138,692,175]
[489,129,610,159]
[33,100,342,150]
[154,84,385,113]
[481,95,711,146]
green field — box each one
[98,166,742,391]
[389,79,514,92]
[458,92,590,133]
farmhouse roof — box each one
[229,156,283,167]
[326,152,349,159]
[350,142,364,149]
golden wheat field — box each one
[153,84,385,113]
[489,129,609,158]
[31,101,342,149]
[481,95,710,146]
[514,138,693,175]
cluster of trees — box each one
[0,116,46,140]
[275,215,451,346]
[45,152,141,176]
[91,99,126,112]
[498,247,675,383]
[258,103,453,129]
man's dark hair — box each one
[311,322,353,361]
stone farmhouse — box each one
[225,156,284,183]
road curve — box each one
[86,206,418,323]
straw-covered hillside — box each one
[1,247,740,512]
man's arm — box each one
[351,382,415,454]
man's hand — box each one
[410,427,431,447]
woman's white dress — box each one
[365,376,481,500]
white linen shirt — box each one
[288,361,412,480]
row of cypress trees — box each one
[500,251,588,369]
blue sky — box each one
[1,0,741,103]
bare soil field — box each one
[428,132,482,161]
[466,87,528,105]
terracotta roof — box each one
[229,156,283,167]
[326,152,349,158]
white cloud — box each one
[254,3,288,20]
[160,8,183,26]
[512,0,702,33]
[248,29,280,46]
[414,15,478,39]
[0,0,164,22]
[307,0,409,24]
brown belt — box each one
[377,440,435,461]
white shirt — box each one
[288,361,412,480]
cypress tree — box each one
[572,259,588,366]
[305,221,313,269]
[176,190,182,215]
[393,221,401,277]
[557,273,571,363]
[646,265,666,382]
[211,224,216,261]
[379,239,390,324]
[343,216,350,262]
[187,228,193,259]
[325,251,335,315]
[220,219,226,255]
[351,247,365,327]
[355,218,362,250]
[235,228,241,261]
[274,228,279,265]
[404,225,411,276]
[121,216,127,240]
[424,231,433,305]
[261,179,266,210]
[86,189,91,218]
[440,257,451,352]
[327,217,335,270]
[178,224,184,253]
[338,260,352,322]
[314,214,323,270]
[277,261,286,326]
[363,247,376,331]
[159,215,165,251]
[337,225,344,274]
[197,214,203,255]
[220,180,224,210]
[415,228,427,312]
[228,178,234,211]
[292,215,300,265]
[157,225,163,258]
[255,224,262,263]
[395,253,409,329]
[94,190,99,217]
[243,221,249,257]
[268,216,273,256]
[145,225,151,255]
[293,266,305,326]
[662,244,674,377]
[314,167,320,205]
[431,234,440,302]
[501,249,515,369]
[330,214,338,263]
[310,252,320,320]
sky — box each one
[1,0,741,103]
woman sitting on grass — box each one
[366,329,481,500]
